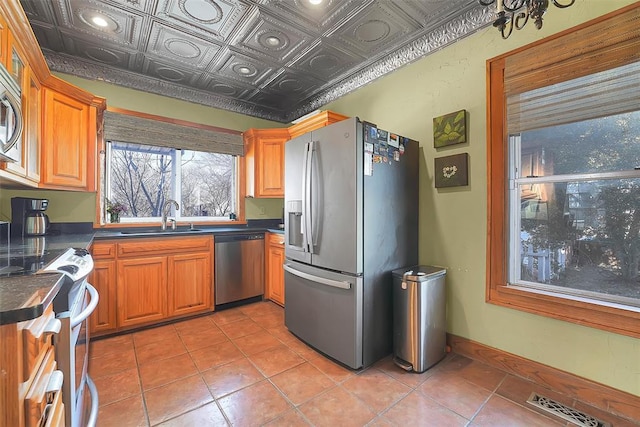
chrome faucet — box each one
[161,199,179,230]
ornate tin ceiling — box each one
[20,0,493,122]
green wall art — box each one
[434,153,469,188]
[433,109,467,148]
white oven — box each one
[47,248,99,427]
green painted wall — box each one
[245,198,284,220]
[54,73,283,131]
[0,75,287,221]
[0,189,95,223]
[326,0,639,396]
[0,189,283,222]
[3,0,637,395]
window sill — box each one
[487,283,640,338]
[94,219,247,229]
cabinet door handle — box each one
[46,370,64,395]
[43,318,61,336]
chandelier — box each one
[479,0,576,39]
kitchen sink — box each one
[120,228,202,235]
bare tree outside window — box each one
[181,150,234,218]
[107,142,236,221]
[110,147,172,217]
[513,111,640,302]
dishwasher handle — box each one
[215,233,264,243]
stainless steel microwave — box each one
[0,62,22,162]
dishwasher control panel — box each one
[215,233,264,243]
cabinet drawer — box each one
[21,304,60,384]
[24,347,64,427]
[91,242,116,259]
[268,233,284,246]
[118,236,212,257]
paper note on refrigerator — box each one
[364,151,373,176]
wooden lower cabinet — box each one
[0,304,64,427]
[89,236,214,335]
[88,259,116,334]
[168,252,212,317]
[266,233,285,306]
[117,256,168,328]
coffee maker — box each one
[11,197,50,236]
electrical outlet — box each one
[259,207,266,215]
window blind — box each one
[507,60,640,133]
[503,8,640,96]
[502,6,640,134]
[103,110,245,156]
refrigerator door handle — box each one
[304,141,315,253]
[283,264,351,290]
[301,141,310,252]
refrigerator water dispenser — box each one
[287,200,303,248]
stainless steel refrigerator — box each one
[284,117,418,369]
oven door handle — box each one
[70,283,99,328]
[85,374,99,427]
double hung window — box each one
[106,141,237,222]
[508,62,640,305]
[486,4,640,337]
[101,109,244,224]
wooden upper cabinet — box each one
[244,128,290,198]
[0,31,31,181]
[7,30,25,87]
[288,111,349,139]
[0,32,41,185]
[41,87,96,191]
[24,67,41,182]
[0,14,7,66]
[243,111,349,198]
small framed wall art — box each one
[434,153,469,188]
[433,109,467,148]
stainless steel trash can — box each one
[392,265,446,373]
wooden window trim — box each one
[486,4,640,339]
[94,107,247,227]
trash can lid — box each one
[392,265,446,281]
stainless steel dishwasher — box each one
[214,233,265,306]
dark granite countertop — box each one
[0,233,95,325]
[0,273,65,324]
[92,226,273,239]
[0,220,284,325]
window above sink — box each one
[104,140,238,225]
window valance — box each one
[103,110,244,156]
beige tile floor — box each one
[89,301,634,427]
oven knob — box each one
[58,264,79,275]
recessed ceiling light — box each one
[265,36,281,47]
[237,66,252,75]
[91,15,109,28]
[309,0,323,5]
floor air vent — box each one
[526,393,610,427]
